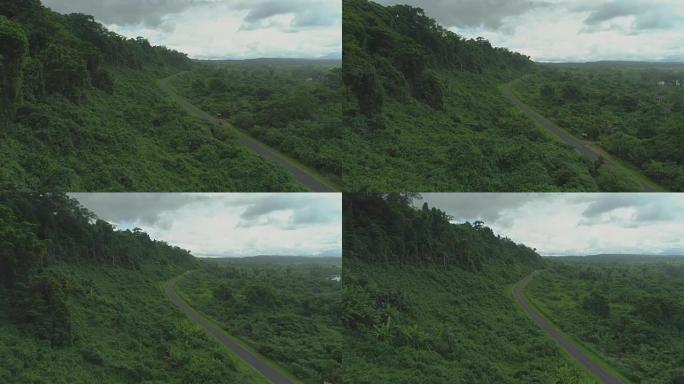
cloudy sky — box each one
[420,193,684,256]
[69,193,341,258]
[42,0,341,59]
[377,0,684,62]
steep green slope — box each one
[342,0,627,191]
[0,193,265,383]
[176,258,343,384]
[513,64,684,191]
[342,193,595,382]
[527,257,684,383]
[0,0,299,191]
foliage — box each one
[513,63,684,191]
[343,193,541,268]
[342,193,594,382]
[176,257,342,384]
[170,62,343,183]
[0,193,264,383]
[343,260,596,383]
[0,0,299,191]
[0,15,28,119]
[342,0,606,191]
[527,257,684,383]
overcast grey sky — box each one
[420,193,684,256]
[42,0,341,60]
[70,193,341,258]
[376,0,684,62]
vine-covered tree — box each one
[0,15,28,119]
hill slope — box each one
[342,193,595,382]
[0,0,299,191]
[0,193,266,383]
[342,0,631,191]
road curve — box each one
[158,74,336,192]
[164,275,295,384]
[502,81,657,192]
[513,272,624,384]
[502,83,600,161]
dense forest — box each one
[176,257,342,384]
[342,193,594,382]
[342,0,624,191]
[0,193,265,383]
[170,61,343,185]
[513,63,684,191]
[527,257,684,383]
[0,0,299,191]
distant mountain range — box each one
[193,57,341,66]
[541,60,684,70]
[199,255,342,265]
[547,254,684,262]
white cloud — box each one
[380,0,684,62]
[422,193,684,256]
[43,0,341,59]
[71,193,342,258]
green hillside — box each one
[0,193,265,383]
[342,193,594,382]
[0,0,299,191]
[342,0,639,191]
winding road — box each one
[502,81,658,192]
[164,275,295,384]
[158,74,336,192]
[513,272,624,384]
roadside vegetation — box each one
[0,0,299,191]
[175,257,342,384]
[342,0,627,191]
[0,192,265,383]
[513,63,684,191]
[342,193,594,383]
[169,61,343,185]
[527,256,684,383]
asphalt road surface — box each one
[158,74,335,192]
[513,272,624,384]
[502,81,656,192]
[164,275,295,384]
[502,83,600,161]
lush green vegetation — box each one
[513,62,684,191]
[527,256,684,383]
[170,60,343,184]
[342,0,620,191]
[342,193,595,382]
[175,257,342,384]
[0,193,266,383]
[0,0,299,191]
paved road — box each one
[513,272,624,384]
[502,82,658,192]
[502,82,601,161]
[164,275,295,384]
[503,80,656,192]
[158,74,336,192]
